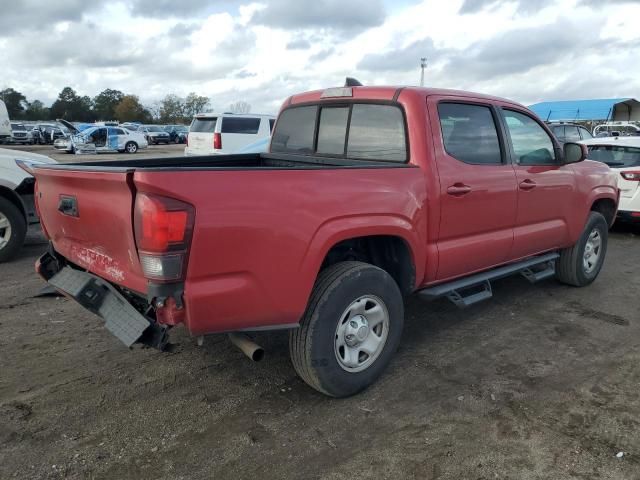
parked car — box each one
[9,123,31,144]
[54,124,148,154]
[140,125,171,145]
[0,148,56,261]
[37,124,66,144]
[0,100,10,144]
[582,136,640,223]
[164,125,188,144]
[548,122,593,144]
[122,123,141,132]
[29,83,618,397]
[593,122,640,137]
[24,125,43,144]
[184,113,275,156]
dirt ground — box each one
[1,145,639,479]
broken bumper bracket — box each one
[40,253,168,350]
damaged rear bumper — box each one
[37,252,169,350]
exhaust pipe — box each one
[228,333,264,362]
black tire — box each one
[289,261,404,397]
[125,141,138,154]
[556,211,608,287]
[0,197,27,263]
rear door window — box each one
[563,126,581,142]
[221,117,261,134]
[190,117,218,133]
[579,127,593,140]
[437,103,502,164]
[271,106,317,154]
[588,145,640,167]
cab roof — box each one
[287,85,523,108]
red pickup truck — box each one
[27,84,618,397]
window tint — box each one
[437,103,502,164]
[271,106,317,154]
[579,127,593,140]
[221,117,261,134]
[110,128,125,135]
[503,110,555,165]
[269,118,275,132]
[190,117,217,133]
[347,104,406,162]
[588,145,640,167]
[317,107,349,155]
[564,126,581,142]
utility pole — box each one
[420,57,427,87]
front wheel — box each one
[556,211,608,287]
[125,141,138,153]
[289,261,404,397]
[0,197,27,262]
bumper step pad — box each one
[48,267,150,347]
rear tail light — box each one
[620,171,640,181]
[134,193,195,282]
[213,132,222,150]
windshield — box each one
[11,124,26,131]
[588,145,640,167]
[146,126,164,132]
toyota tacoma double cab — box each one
[26,83,618,397]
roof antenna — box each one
[345,77,363,87]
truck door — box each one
[498,108,574,258]
[427,97,518,281]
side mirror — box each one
[563,142,587,164]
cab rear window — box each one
[221,117,261,134]
[271,103,407,162]
[190,117,217,133]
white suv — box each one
[582,136,640,224]
[185,113,275,156]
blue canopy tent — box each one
[528,98,640,122]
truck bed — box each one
[42,153,412,171]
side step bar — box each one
[418,252,559,309]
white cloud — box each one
[1,0,639,114]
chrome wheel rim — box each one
[127,143,137,153]
[334,295,389,373]
[583,228,602,274]
[0,212,12,250]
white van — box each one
[0,100,10,143]
[184,113,275,156]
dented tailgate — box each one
[34,166,147,294]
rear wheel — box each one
[556,211,608,286]
[0,197,27,263]
[289,261,404,397]
[125,141,138,154]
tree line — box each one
[1,87,212,124]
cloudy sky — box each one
[2,0,639,113]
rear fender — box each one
[298,214,424,303]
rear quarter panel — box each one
[133,167,427,335]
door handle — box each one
[447,184,472,196]
[519,179,537,191]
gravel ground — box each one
[0,144,639,479]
